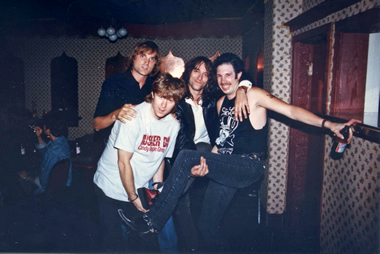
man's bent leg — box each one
[147,150,264,231]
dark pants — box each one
[198,181,237,249]
[95,185,178,253]
[95,185,141,252]
[172,142,212,251]
[147,149,265,237]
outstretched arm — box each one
[118,149,148,213]
[248,87,361,142]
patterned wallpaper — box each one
[263,0,303,214]
[321,137,379,253]
[3,36,242,140]
[302,0,326,12]
[286,0,380,252]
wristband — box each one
[152,182,161,186]
[128,194,138,202]
[240,86,248,94]
[321,119,327,128]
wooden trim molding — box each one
[284,0,361,32]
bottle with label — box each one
[330,125,350,160]
[75,142,81,155]
[21,143,26,155]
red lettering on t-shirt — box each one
[141,134,148,145]
[163,137,170,147]
[138,135,165,152]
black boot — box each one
[118,209,158,242]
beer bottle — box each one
[75,142,81,155]
[330,125,350,160]
[20,143,26,155]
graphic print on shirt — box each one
[137,134,170,153]
[215,106,238,154]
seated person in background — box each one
[93,73,186,252]
[18,112,72,195]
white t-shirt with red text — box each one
[94,102,179,202]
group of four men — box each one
[93,41,358,252]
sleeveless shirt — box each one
[215,96,268,155]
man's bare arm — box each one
[94,104,137,131]
[118,149,148,212]
[248,87,361,141]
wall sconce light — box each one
[98,25,127,42]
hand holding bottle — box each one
[324,119,361,144]
[323,119,361,160]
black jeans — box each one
[146,149,265,236]
[95,185,141,252]
[172,142,211,251]
[95,185,178,252]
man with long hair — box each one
[171,56,251,251]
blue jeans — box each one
[146,149,265,232]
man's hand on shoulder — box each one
[235,87,250,122]
[116,104,137,123]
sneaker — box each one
[117,209,158,242]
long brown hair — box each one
[127,41,161,77]
[181,56,220,102]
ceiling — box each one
[0,0,264,37]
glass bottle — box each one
[75,142,81,155]
[330,125,350,160]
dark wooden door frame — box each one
[285,24,332,246]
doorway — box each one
[286,24,331,249]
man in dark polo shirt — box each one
[94,41,161,142]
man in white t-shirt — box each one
[94,73,186,252]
